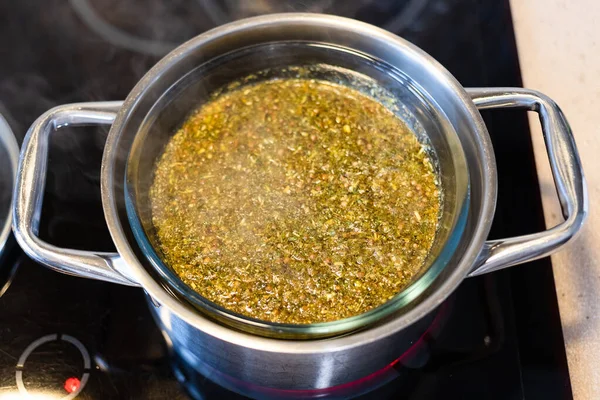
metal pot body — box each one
[0,114,19,294]
[12,14,586,392]
[152,299,437,392]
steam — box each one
[68,0,413,59]
[69,0,178,56]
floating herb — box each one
[150,78,440,324]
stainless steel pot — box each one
[13,13,587,393]
[1,113,19,291]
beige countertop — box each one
[510,1,600,398]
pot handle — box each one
[467,88,588,277]
[12,102,139,286]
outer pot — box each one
[13,14,586,393]
[0,113,19,296]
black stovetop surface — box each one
[0,1,572,399]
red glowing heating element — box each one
[64,377,81,394]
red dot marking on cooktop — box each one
[64,377,81,394]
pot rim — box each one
[0,114,18,259]
[101,13,497,353]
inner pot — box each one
[124,41,469,338]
